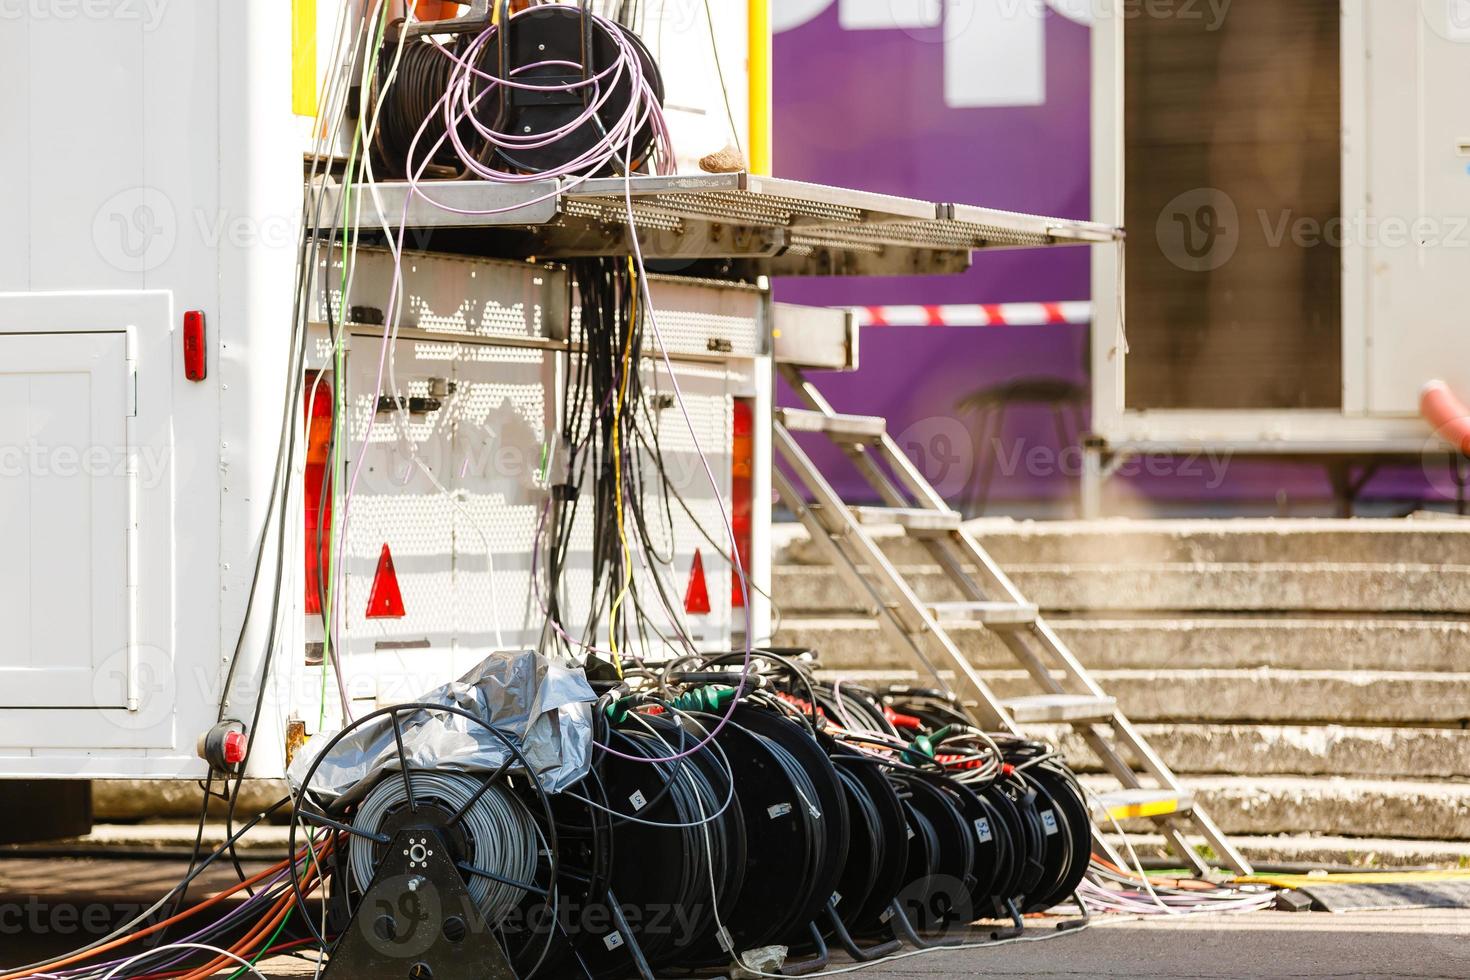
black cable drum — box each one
[374,33,482,178]
[829,749,909,937]
[578,713,745,975]
[722,705,851,948]
[1017,761,1093,913]
[471,4,664,176]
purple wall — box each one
[772,7,1443,516]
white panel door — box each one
[1362,10,1470,415]
[0,332,131,707]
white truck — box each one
[0,0,1110,839]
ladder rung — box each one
[1091,789,1195,823]
[850,506,962,532]
[926,601,1038,628]
[778,407,888,440]
[1000,694,1116,724]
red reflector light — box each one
[222,730,248,767]
[304,373,334,617]
[183,311,207,382]
[684,549,712,616]
[731,398,755,608]
[367,543,407,619]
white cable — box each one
[97,943,268,980]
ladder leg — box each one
[771,372,1253,877]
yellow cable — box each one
[1235,870,1470,890]
[606,259,639,677]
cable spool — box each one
[286,702,561,968]
[829,749,910,937]
[349,770,539,926]
[516,772,617,977]
[890,774,977,932]
[374,32,481,178]
[726,703,851,947]
[1014,759,1093,914]
[579,711,745,975]
[470,3,664,176]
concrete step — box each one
[818,669,1470,726]
[778,616,1470,674]
[773,563,1470,614]
[776,517,1470,568]
[1036,724,1470,781]
[1082,775,1470,841]
[1106,833,1470,871]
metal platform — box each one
[314,172,1120,277]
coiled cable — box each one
[349,770,539,926]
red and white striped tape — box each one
[853,302,1092,328]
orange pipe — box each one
[1421,380,1470,455]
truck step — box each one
[1001,694,1116,724]
[851,506,962,532]
[777,407,887,441]
[927,600,1038,628]
[1091,788,1195,823]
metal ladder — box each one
[772,365,1253,877]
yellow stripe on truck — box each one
[293,0,318,118]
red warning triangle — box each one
[366,543,407,619]
[684,549,712,615]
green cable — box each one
[226,907,293,980]
[320,0,391,728]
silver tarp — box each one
[286,650,596,806]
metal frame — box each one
[774,366,1252,877]
[316,172,1121,277]
[1086,0,1452,516]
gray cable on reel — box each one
[350,770,540,926]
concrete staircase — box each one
[774,517,1470,869]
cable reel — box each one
[372,0,667,180]
[287,703,562,980]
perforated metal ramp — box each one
[313,172,1120,276]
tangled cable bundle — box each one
[374,1,671,181]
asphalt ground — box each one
[4,855,1469,979]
